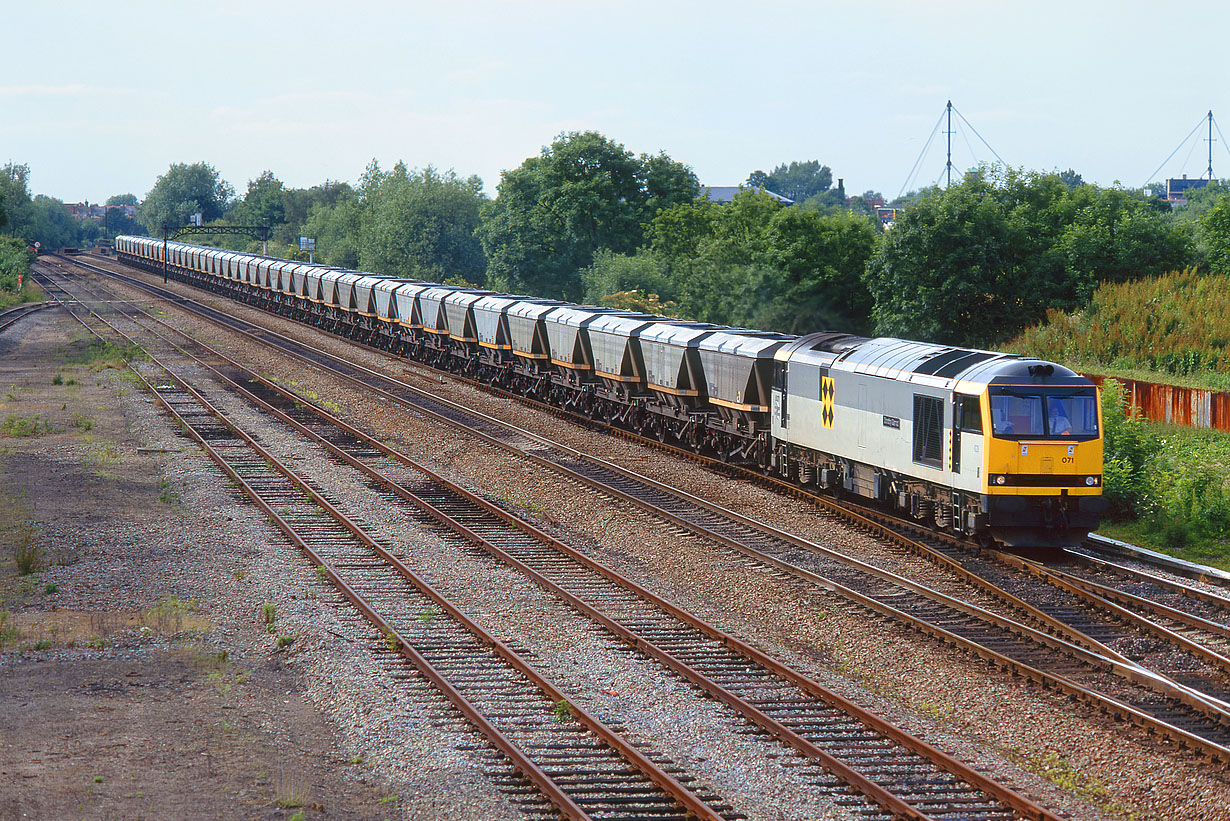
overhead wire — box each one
[898,108,947,200]
[1143,113,1207,186]
[951,105,1006,168]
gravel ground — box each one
[34,257,1230,819]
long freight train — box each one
[115,235,1106,548]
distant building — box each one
[702,186,794,206]
[1165,174,1212,203]
[65,202,137,221]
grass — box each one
[157,477,180,504]
[1018,750,1146,820]
[81,442,119,472]
[274,767,311,809]
[0,611,19,649]
[261,602,277,632]
[12,523,42,575]
[1,413,51,437]
[1096,417,1230,569]
[61,339,147,371]
[67,413,94,431]
[0,281,42,311]
[146,595,200,633]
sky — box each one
[4,0,1230,205]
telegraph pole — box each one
[1206,110,1217,181]
[945,100,954,188]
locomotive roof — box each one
[786,335,1087,390]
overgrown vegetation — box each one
[1098,380,1230,566]
[1012,269,1230,388]
[62,339,146,371]
[1,414,51,437]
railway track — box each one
[36,265,741,821]
[37,244,1069,821]
[49,255,1230,764]
[0,300,52,334]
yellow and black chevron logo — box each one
[821,376,835,429]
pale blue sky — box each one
[4,0,1227,204]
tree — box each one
[581,249,678,307]
[1058,186,1193,297]
[231,170,285,229]
[0,164,32,238]
[746,161,833,202]
[358,163,486,282]
[138,162,234,232]
[640,189,878,332]
[102,193,143,237]
[863,168,1194,347]
[479,131,699,299]
[1057,168,1085,188]
[302,196,362,269]
[1200,193,1230,274]
[864,174,1036,346]
[758,208,878,333]
[276,180,351,246]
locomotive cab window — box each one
[957,395,982,433]
[990,388,1098,439]
[912,395,943,467]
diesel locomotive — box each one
[114,235,1106,548]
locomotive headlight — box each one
[994,475,1006,485]
[1085,476,1099,486]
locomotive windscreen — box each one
[989,388,1098,440]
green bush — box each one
[1142,444,1230,546]
[0,236,34,292]
[1099,380,1158,519]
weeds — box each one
[82,442,119,471]
[274,768,310,809]
[383,629,401,653]
[417,605,437,625]
[146,595,198,633]
[157,477,180,504]
[551,699,572,722]
[67,413,94,431]
[276,634,294,649]
[1012,269,1230,390]
[0,611,19,649]
[261,602,277,632]
[196,649,229,671]
[1,414,50,437]
[1019,751,1143,819]
[12,523,42,575]
[62,339,146,371]
[51,374,62,386]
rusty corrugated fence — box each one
[1087,375,1230,431]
